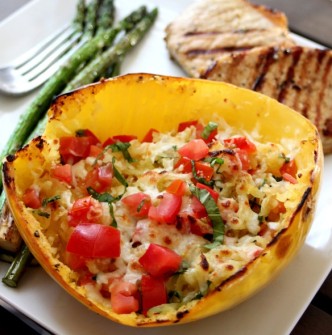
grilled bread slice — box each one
[165,0,295,77]
[201,46,332,154]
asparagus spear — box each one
[2,244,33,288]
[73,0,87,33]
[65,8,158,91]
[96,0,115,34]
[0,7,146,194]
[84,0,101,38]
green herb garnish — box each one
[205,156,224,174]
[190,185,224,246]
[35,211,50,218]
[106,141,133,162]
[87,187,122,227]
[201,121,218,140]
[112,157,128,187]
[42,195,60,207]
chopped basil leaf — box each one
[190,185,224,245]
[106,141,133,162]
[137,198,146,213]
[42,195,60,207]
[201,121,218,140]
[87,187,121,227]
[205,156,224,174]
[35,211,50,218]
[112,157,128,187]
[191,160,214,187]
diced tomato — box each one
[89,145,103,158]
[196,183,219,202]
[64,251,88,271]
[139,243,182,277]
[178,120,217,143]
[224,137,256,171]
[76,129,101,145]
[66,223,120,258]
[77,271,95,286]
[59,129,100,164]
[102,137,115,147]
[22,187,41,209]
[282,172,298,184]
[224,136,256,153]
[191,196,208,218]
[175,157,214,181]
[166,179,186,197]
[68,196,103,227]
[97,163,113,186]
[59,137,88,163]
[51,164,72,184]
[142,128,159,143]
[102,135,137,148]
[121,192,151,218]
[178,120,199,132]
[193,161,214,181]
[141,275,167,315]
[148,193,182,224]
[236,150,251,171]
[174,156,192,173]
[84,163,113,192]
[178,139,209,161]
[189,217,213,237]
[280,159,297,178]
[177,196,211,236]
[110,281,139,314]
[179,196,207,219]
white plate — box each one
[0,1,331,334]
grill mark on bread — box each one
[292,49,314,114]
[165,0,332,153]
[277,47,302,103]
[165,0,294,78]
[186,46,252,57]
[252,47,278,91]
[205,46,332,153]
[315,54,332,128]
[184,28,269,36]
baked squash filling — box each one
[22,118,302,316]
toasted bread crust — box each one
[165,0,332,154]
[201,46,332,154]
[165,0,294,77]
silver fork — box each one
[0,24,83,95]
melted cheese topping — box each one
[29,118,302,315]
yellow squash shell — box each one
[2,74,323,327]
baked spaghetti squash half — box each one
[2,74,323,327]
